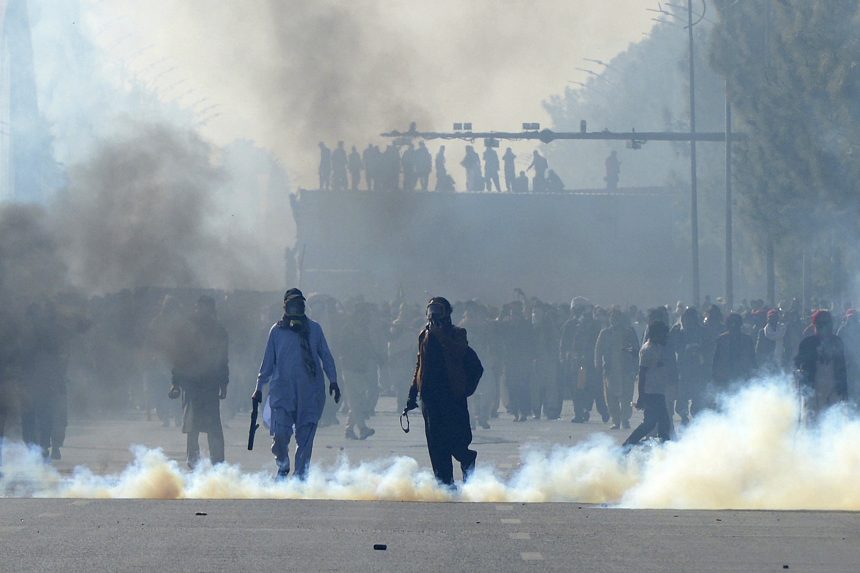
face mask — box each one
[285,299,305,317]
[426,303,448,327]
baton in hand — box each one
[401,399,418,434]
[248,397,261,450]
[400,408,411,433]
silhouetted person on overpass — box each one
[362,144,375,190]
[402,143,417,191]
[415,141,432,191]
[332,141,348,191]
[527,150,548,192]
[502,148,516,192]
[348,146,362,191]
[483,145,501,192]
[461,146,482,192]
[318,142,331,190]
[513,170,529,193]
[546,169,564,192]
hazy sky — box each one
[85,1,655,187]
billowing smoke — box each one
[0,121,279,296]
[54,121,243,293]
[86,0,655,187]
[0,203,67,307]
[260,2,430,151]
[5,379,860,510]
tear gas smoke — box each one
[0,203,67,306]
[4,378,860,510]
[54,121,247,293]
[0,121,280,297]
[90,0,655,186]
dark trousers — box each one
[187,427,225,466]
[422,398,476,486]
[574,372,609,420]
[21,386,67,457]
[623,393,672,446]
[21,408,38,446]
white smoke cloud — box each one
[4,377,860,509]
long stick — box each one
[248,399,260,451]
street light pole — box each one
[688,0,700,308]
[725,79,733,310]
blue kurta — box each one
[255,319,338,429]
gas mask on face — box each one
[284,299,306,331]
[426,300,450,330]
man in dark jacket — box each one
[170,295,229,468]
[406,297,483,486]
[500,301,533,422]
[795,310,847,419]
[712,313,756,394]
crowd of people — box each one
[317,140,579,193]
[0,286,854,472]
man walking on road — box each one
[405,297,483,487]
[169,296,229,468]
[253,289,340,479]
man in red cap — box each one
[795,310,847,419]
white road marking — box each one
[520,552,544,561]
[501,518,521,524]
[509,532,531,540]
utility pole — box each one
[688,0,700,308]
[802,249,810,319]
[725,79,733,310]
[766,239,775,305]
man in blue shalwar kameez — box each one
[252,289,340,479]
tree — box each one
[711,0,860,306]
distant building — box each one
[0,0,60,203]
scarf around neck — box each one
[278,314,317,378]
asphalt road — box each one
[1,498,859,572]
